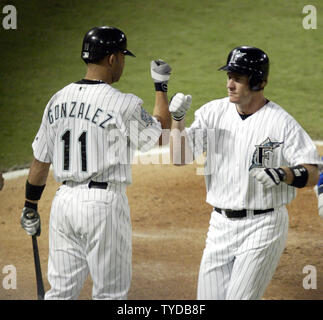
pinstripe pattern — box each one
[45,183,131,300]
[186,98,322,209]
[197,207,288,300]
[32,80,161,300]
[32,82,161,184]
[186,97,321,300]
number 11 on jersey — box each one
[61,130,87,172]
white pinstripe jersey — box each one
[186,97,323,210]
[32,80,161,184]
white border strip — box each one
[3,142,323,180]
[314,140,323,146]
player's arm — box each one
[280,164,319,187]
[21,158,50,237]
[251,124,322,189]
[169,93,193,165]
[153,91,170,131]
[150,60,171,145]
[251,164,319,189]
[27,158,51,196]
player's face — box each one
[226,72,252,104]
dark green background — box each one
[0,0,322,171]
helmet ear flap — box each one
[248,73,266,91]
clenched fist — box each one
[169,92,192,121]
[21,202,41,236]
[250,167,286,189]
[150,59,171,92]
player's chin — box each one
[228,93,239,103]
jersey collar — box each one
[75,79,105,85]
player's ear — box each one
[108,54,116,67]
[260,80,267,90]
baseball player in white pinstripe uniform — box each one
[169,46,323,300]
[20,26,172,300]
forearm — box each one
[170,118,193,165]
[153,91,171,130]
[153,91,171,146]
[282,164,319,187]
[150,60,172,145]
[26,158,50,203]
[28,158,50,185]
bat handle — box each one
[32,235,45,300]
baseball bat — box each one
[32,235,45,300]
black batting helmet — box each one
[81,26,135,63]
[219,46,269,91]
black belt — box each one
[63,180,108,190]
[214,207,274,218]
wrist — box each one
[171,112,185,121]
[276,168,287,182]
[280,167,293,184]
[154,82,168,92]
[289,165,309,188]
[25,180,45,201]
[24,200,38,211]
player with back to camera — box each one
[169,46,323,299]
[20,26,172,300]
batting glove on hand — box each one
[250,167,286,189]
[150,59,171,92]
[169,92,192,121]
[21,202,41,236]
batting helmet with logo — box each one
[219,46,269,91]
[81,26,135,64]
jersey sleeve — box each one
[184,105,209,159]
[283,121,323,172]
[127,101,162,152]
[31,100,53,163]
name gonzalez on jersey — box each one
[47,101,113,129]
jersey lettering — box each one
[32,82,161,184]
[47,101,113,129]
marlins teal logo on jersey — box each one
[249,138,283,170]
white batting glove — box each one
[250,167,286,189]
[150,59,171,92]
[21,206,41,236]
[169,92,192,121]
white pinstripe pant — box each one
[197,207,289,300]
[45,183,132,300]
